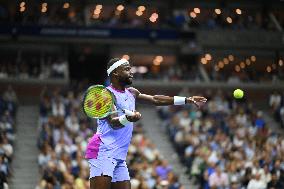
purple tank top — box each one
[95,85,135,160]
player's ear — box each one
[112,70,119,77]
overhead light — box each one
[94,9,101,15]
[149,13,158,22]
[153,60,161,66]
[63,3,70,9]
[205,54,212,61]
[190,12,196,18]
[20,2,25,7]
[96,4,103,10]
[155,56,163,62]
[154,56,163,65]
[194,8,200,14]
[236,8,242,15]
[117,5,124,11]
[136,11,143,16]
[151,13,158,19]
[20,6,25,12]
[122,54,130,60]
[41,7,47,13]
[149,17,157,22]
[250,56,256,62]
[226,17,232,23]
[138,6,146,12]
[201,58,207,64]
[215,9,221,15]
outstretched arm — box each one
[128,87,207,108]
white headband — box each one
[107,58,129,76]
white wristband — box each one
[174,96,186,105]
[119,114,130,126]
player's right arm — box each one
[106,104,141,129]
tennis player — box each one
[86,58,207,189]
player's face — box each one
[117,64,133,85]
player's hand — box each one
[187,96,207,108]
[126,111,141,122]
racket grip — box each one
[123,109,135,116]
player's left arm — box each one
[106,103,141,130]
[128,87,207,108]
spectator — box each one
[208,166,229,188]
[269,92,282,111]
[156,160,173,180]
[0,86,17,188]
[266,170,283,189]
[247,171,266,189]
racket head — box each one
[82,85,114,119]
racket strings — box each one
[83,87,113,118]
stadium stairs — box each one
[140,106,196,189]
[10,106,39,189]
[263,110,284,135]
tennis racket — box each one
[82,85,135,119]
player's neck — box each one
[110,82,125,92]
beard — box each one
[119,76,133,86]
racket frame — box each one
[82,85,134,119]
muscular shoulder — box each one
[127,87,140,98]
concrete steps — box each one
[10,106,39,189]
[140,106,197,189]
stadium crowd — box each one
[157,88,284,189]
[133,64,202,82]
[0,86,17,189]
[36,86,184,189]
[0,54,68,80]
[269,91,284,128]
[209,66,284,83]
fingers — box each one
[133,111,141,119]
[126,111,141,122]
[193,96,207,103]
[199,98,207,103]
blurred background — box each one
[0,0,284,189]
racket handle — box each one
[123,109,135,116]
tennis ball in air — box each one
[233,89,244,99]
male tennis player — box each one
[86,58,207,189]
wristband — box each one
[119,114,130,126]
[174,96,186,105]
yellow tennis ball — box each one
[233,89,244,99]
